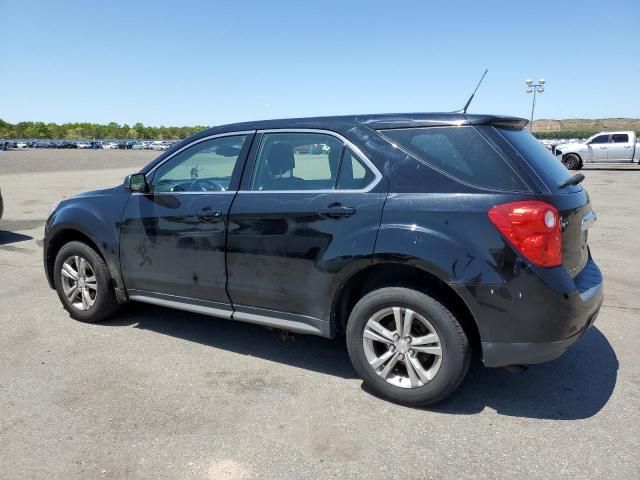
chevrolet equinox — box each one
[44,113,603,405]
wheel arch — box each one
[331,262,481,352]
[45,226,111,289]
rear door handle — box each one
[196,207,222,223]
[599,146,607,149]
[624,145,631,148]
[318,203,355,219]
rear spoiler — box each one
[366,114,529,131]
[483,117,529,130]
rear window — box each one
[380,126,526,191]
[496,128,580,192]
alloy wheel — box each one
[362,307,442,389]
[60,255,97,311]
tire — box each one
[53,241,119,323]
[562,153,582,170]
[346,287,470,406]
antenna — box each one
[457,69,488,114]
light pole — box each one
[525,78,546,131]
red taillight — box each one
[488,201,562,267]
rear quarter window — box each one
[496,127,580,193]
[337,149,376,190]
[380,126,527,191]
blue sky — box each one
[1,0,638,126]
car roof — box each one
[202,113,528,136]
[140,112,528,175]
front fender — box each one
[44,192,130,289]
[557,144,588,160]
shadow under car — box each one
[99,303,617,419]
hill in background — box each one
[532,118,640,133]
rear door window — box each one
[611,134,629,143]
[379,126,526,191]
[250,132,343,191]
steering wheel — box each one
[169,179,225,192]
[192,179,225,191]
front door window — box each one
[153,135,248,193]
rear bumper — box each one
[454,255,604,368]
[481,308,600,367]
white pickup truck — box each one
[554,131,640,169]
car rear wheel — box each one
[562,153,582,170]
[54,241,119,323]
[346,287,470,406]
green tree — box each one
[0,119,13,137]
[0,119,211,140]
[25,122,52,138]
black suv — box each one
[43,113,603,405]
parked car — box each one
[43,113,603,406]
[554,131,640,169]
[16,141,28,149]
[131,142,145,150]
[77,142,92,149]
[149,141,172,151]
[102,142,119,150]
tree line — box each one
[2,119,638,141]
[533,130,640,140]
[0,119,209,140]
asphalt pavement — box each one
[0,150,638,479]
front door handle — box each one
[599,146,607,149]
[318,203,355,219]
[624,145,631,148]
[196,207,222,223]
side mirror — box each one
[128,173,149,193]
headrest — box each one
[265,142,295,176]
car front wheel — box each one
[346,287,470,406]
[53,241,119,322]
